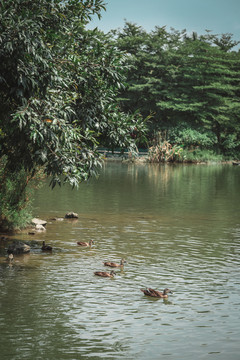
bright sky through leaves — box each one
[88,0,240,45]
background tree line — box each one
[111,22,240,159]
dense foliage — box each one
[113,23,240,157]
[0,1,146,230]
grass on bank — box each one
[180,148,229,163]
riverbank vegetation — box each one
[0,0,239,230]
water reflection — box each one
[0,163,240,359]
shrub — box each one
[168,123,218,149]
[181,148,225,163]
[0,157,42,231]
[221,133,240,157]
[148,132,183,162]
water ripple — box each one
[1,164,240,359]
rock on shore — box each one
[31,218,47,227]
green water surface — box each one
[0,162,239,359]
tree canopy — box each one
[113,23,240,155]
[0,0,145,187]
[0,0,147,229]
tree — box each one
[0,1,146,230]
[164,32,240,153]
[114,23,240,155]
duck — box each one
[103,258,127,268]
[140,288,173,298]
[94,270,116,278]
[41,241,52,251]
[77,240,94,247]
[7,253,14,262]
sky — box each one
[88,0,240,44]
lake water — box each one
[0,162,240,359]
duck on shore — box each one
[103,258,127,268]
[140,288,173,298]
[94,270,116,278]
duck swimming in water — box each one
[103,258,127,268]
[94,270,116,278]
[41,241,52,251]
[140,288,173,298]
[77,240,94,247]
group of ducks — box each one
[77,240,125,278]
[8,239,173,299]
[76,239,173,299]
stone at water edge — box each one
[31,218,47,227]
[35,224,46,231]
[50,217,64,221]
[64,212,79,219]
[7,242,31,254]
